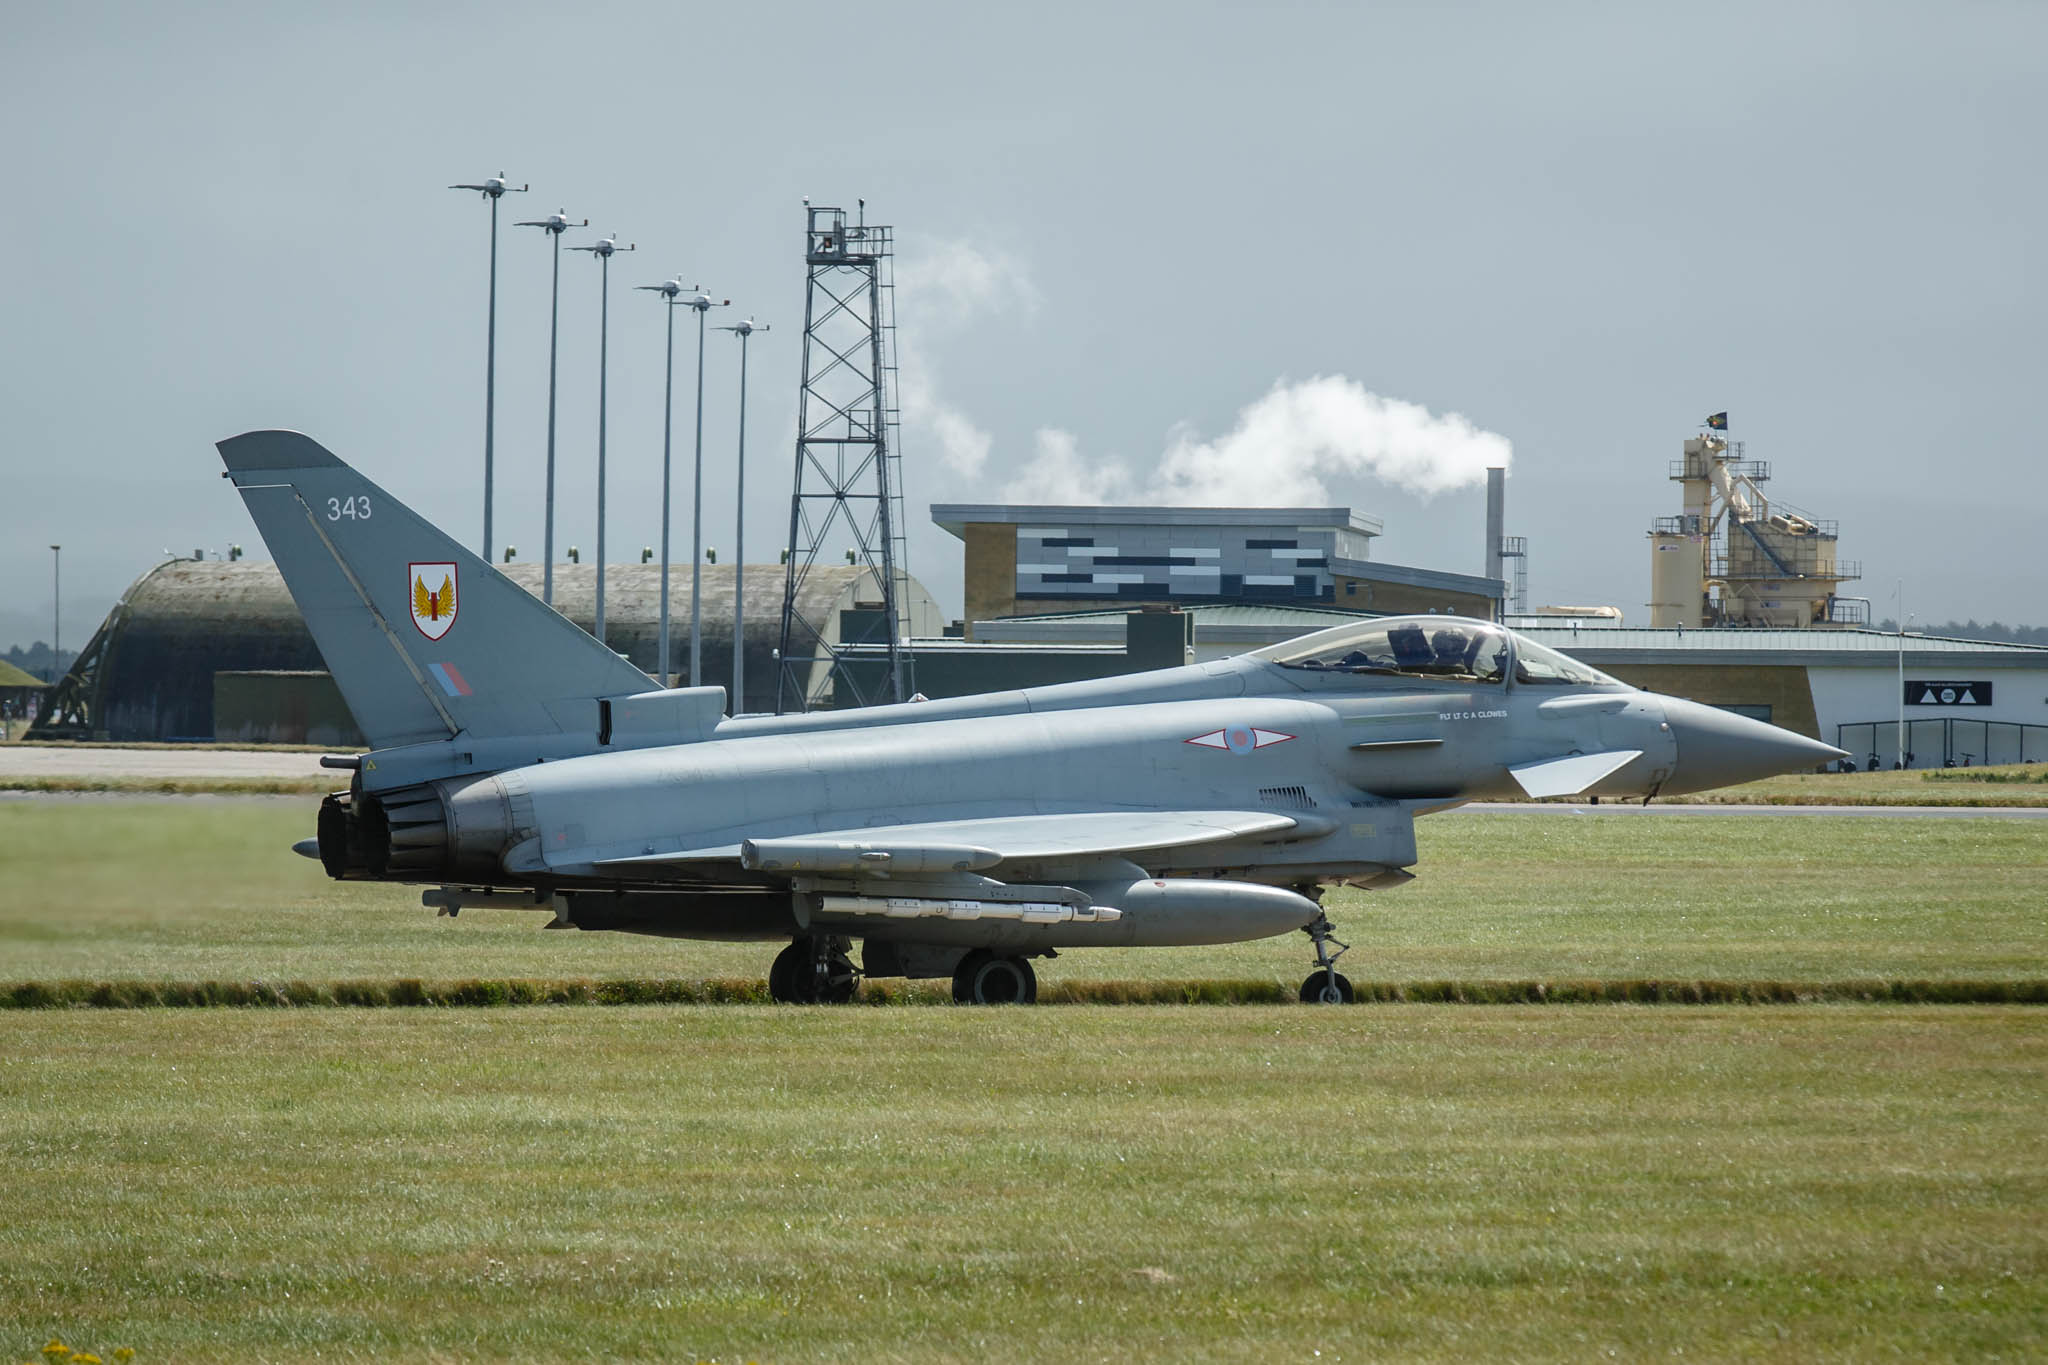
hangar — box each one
[31,557,939,742]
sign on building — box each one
[1904,680,1992,706]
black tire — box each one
[767,941,809,1003]
[952,950,1037,1005]
[1300,970,1354,1004]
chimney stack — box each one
[1485,467,1505,589]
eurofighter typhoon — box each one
[224,431,1845,1003]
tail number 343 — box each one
[327,496,373,521]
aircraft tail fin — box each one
[219,430,653,751]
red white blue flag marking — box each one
[1186,724,1293,754]
[427,661,473,698]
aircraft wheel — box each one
[767,941,809,1003]
[952,950,1037,1005]
[1299,970,1354,1004]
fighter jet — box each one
[222,431,1846,1004]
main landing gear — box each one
[1299,912,1354,1004]
[767,936,858,1004]
[952,949,1037,1005]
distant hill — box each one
[1872,619,2048,647]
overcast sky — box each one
[4,0,2043,654]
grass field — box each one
[2,800,2044,1360]
[1687,762,2048,807]
[3,1007,2043,1361]
[2,799,2042,987]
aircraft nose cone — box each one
[1658,696,1849,795]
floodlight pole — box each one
[571,235,635,646]
[637,278,688,685]
[719,318,769,712]
[516,209,587,606]
[49,544,60,684]
[677,288,729,687]
[448,171,527,558]
[1895,580,1913,769]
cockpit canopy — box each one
[1250,616,1622,688]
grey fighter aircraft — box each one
[222,430,1846,1004]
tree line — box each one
[1871,619,2048,646]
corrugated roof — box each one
[971,608,2048,665]
[932,503,1383,537]
[0,659,45,688]
[986,603,1377,627]
[1515,626,2048,656]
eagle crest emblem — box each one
[408,562,458,640]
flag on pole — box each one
[1705,412,1728,430]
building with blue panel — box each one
[933,504,1502,632]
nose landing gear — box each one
[1299,913,1353,1004]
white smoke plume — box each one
[999,428,1138,504]
[890,243,1510,506]
[998,376,1510,506]
[897,367,991,476]
[1155,375,1511,502]
[893,241,1039,477]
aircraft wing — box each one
[589,809,1316,874]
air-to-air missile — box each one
[223,430,1846,1005]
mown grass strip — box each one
[0,776,330,795]
[1922,765,2048,785]
[1669,791,2048,807]
[9,739,348,752]
[3,975,2044,1009]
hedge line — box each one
[2,976,2044,1009]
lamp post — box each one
[569,235,634,646]
[48,545,60,684]
[718,317,769,713]
[636,277,689,685]
[1895,579,1914,769]
[514,208,586,606]
[676,287,729,686]
[448,171,528,559]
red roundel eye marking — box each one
[1185,727,1295,752]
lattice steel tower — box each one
[776,202,914,711]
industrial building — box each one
[933,503,1504,633]
[1648,432,1862,628]
[31,558,938,742]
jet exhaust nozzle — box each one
[313,777,518,883]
